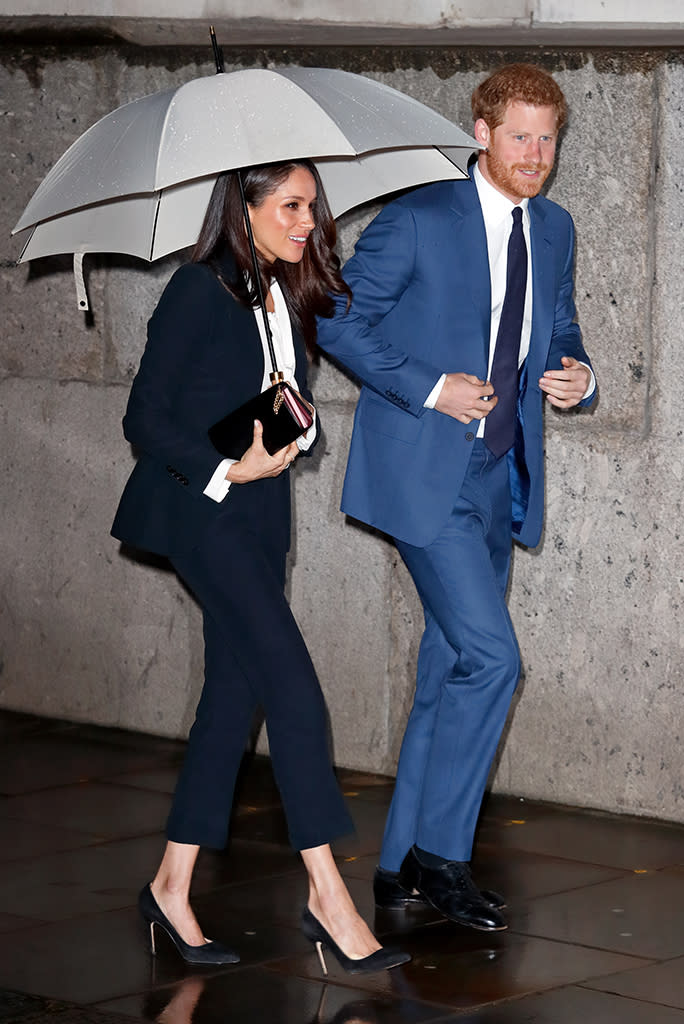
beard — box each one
[485,150,552,200]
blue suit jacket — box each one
[316,177,594,549]
[111,253,313,558]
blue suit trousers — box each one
[380,440,521,870]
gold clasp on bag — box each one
[270,370,285,415]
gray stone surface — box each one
[1,39,683,826]
[0,378,204,735]
[549,60,654,435]
[503,433,684,819]
[3,58,111,381]
[652,61,684,445]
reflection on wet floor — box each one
[1,710,683,1023]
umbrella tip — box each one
[210,26,224,74]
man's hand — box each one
[539,356,591,409]
[434,373,497,424]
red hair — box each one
[471,63,567,132]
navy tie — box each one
[485,206,527,458]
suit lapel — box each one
[528,199,555,378]
[448,181,491,361]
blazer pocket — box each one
[359,395,422,445]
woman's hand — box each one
[226,420,298,484]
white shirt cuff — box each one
[424,374,447,409]
[580,362,596,400]
[203,458,236,502]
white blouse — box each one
[204,279,316,503]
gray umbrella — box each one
[12,66,479,307]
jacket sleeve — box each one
[545,215,596,408]
[122,264,227,497]
[316,200,447,417]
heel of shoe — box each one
[313,939,328,976]
[300,906,410,975]
[137,883,239,966]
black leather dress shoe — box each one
[374,864,506,911]
[396,847,508,931]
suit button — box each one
[465,431,474,441]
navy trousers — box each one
[380,440,521,870]
[166,512,353,852]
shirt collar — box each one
[473,162,529,227]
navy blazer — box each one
[112,253,314,558]
[316,177,594,549]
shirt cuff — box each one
[580,362,596,400]
[203,458,236,503]
[424,374,447,409]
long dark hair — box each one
[192,160,351,357]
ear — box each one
[474,118,490,149]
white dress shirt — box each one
[425,163,593,429]
[204,279,316,503]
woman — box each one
[111,160,409,975]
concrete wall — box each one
[1,34,683,825]
[1,1,682,25]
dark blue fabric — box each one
[381,442,521,868]
[112,255,352,853]
[316,177,595,550]
[486,206,527,458]
[167,518,353,852]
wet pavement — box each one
[1,709,683,1023]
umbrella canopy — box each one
[11,67,479,305]
[14,146,474,265]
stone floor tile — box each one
[0,710,73,740]
[0,905,307,1005]
[0,835,166,922]
[0,815,104,864]
[101,969,445,1023]
[1,783,171,840]
[509,870,684,959]
[0,987,136,1023]
[423,985,684,1022]
[582,953,684,1009]
[270,922,651,1011]
[106,769,179,796]
[1,715,683,1024]
[0,734,176,797]
[0,911,46,934]
[0,835,304,926]
[477,801,684,871]
[470,844,628,901]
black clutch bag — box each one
[209,380,314,460]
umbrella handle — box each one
[237,170,280,381]
[210,26,224,74]
[73,253,89,312]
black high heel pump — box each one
[138,883,240,966]
[301,907,410,975]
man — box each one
[316,64,596,931]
